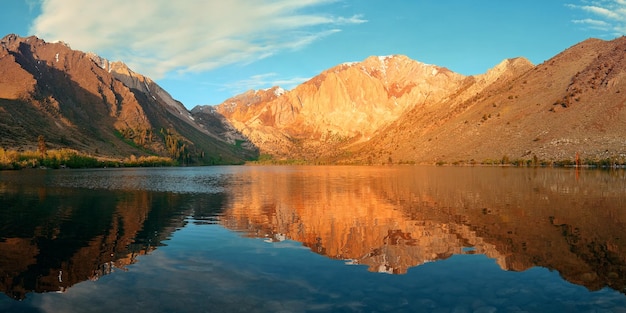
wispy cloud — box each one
[25,0,39,11]
[29,0,366,79]
[219,73,311,95]
[568,0,626,35]
[572,18,611,31]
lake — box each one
[0,165,625,312]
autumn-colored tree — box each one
[37,135,46,159]
[161,128,188,163]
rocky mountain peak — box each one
[86,53,194,123]
[330,54,456,85]
[212,54,469,159]
[0,34,252,164]
[0,34,20,49]
[491,57,533,74]
[216,86,285,119]
[86,52,114,73]
[209,37,626,164]
[473,57,534,87]
[1,34,36,46]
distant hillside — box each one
[206,37,626,165]
[3,33,625,166]
[356,37,626,165]
[0,34,257,164]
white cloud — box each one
[580,5,622,19]
[29,0,365,79]
[573,18,610,26]
[572,18,611,30]
[336,14,368,25]
[568,0,626,35]
[219,72,310,94]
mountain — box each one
[4,33,626,165]
[355,37,626,165]
[207,37,626,165]
[204,55,467,160]
[0,34,257,164]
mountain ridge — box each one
[207,36,626,165]
[206,54,473,160]
[207,52,536,162]
[2,33,626,165]
[0,34,257,164]
[356,36,626,165]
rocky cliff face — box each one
[0,34,254,164]
[209,36,626,164]
[353,37,626,164]
[208,53,536,162]
[211,55,467,160]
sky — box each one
[1,0,625,109]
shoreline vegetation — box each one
[0,148,177,170]
[248,153,626,168]
[2,148,625,170]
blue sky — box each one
[1,1,625,109]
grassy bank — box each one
[0,148,177,170]
[436,155,626,168]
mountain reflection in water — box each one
[0,169,226,300]
[0,166,625,304]
[219,166,626,292]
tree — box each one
[37,135,46,159]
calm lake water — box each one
[0,166,625,312]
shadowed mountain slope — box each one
[0,34,256,164]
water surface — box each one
[0,166,625,312]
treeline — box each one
[246,154,312,165]
[435,155,626,168]
[0,148,177,170]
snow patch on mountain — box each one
[274,87,286,97]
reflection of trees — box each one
[0,185,222,300]
[219,166,626,292]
